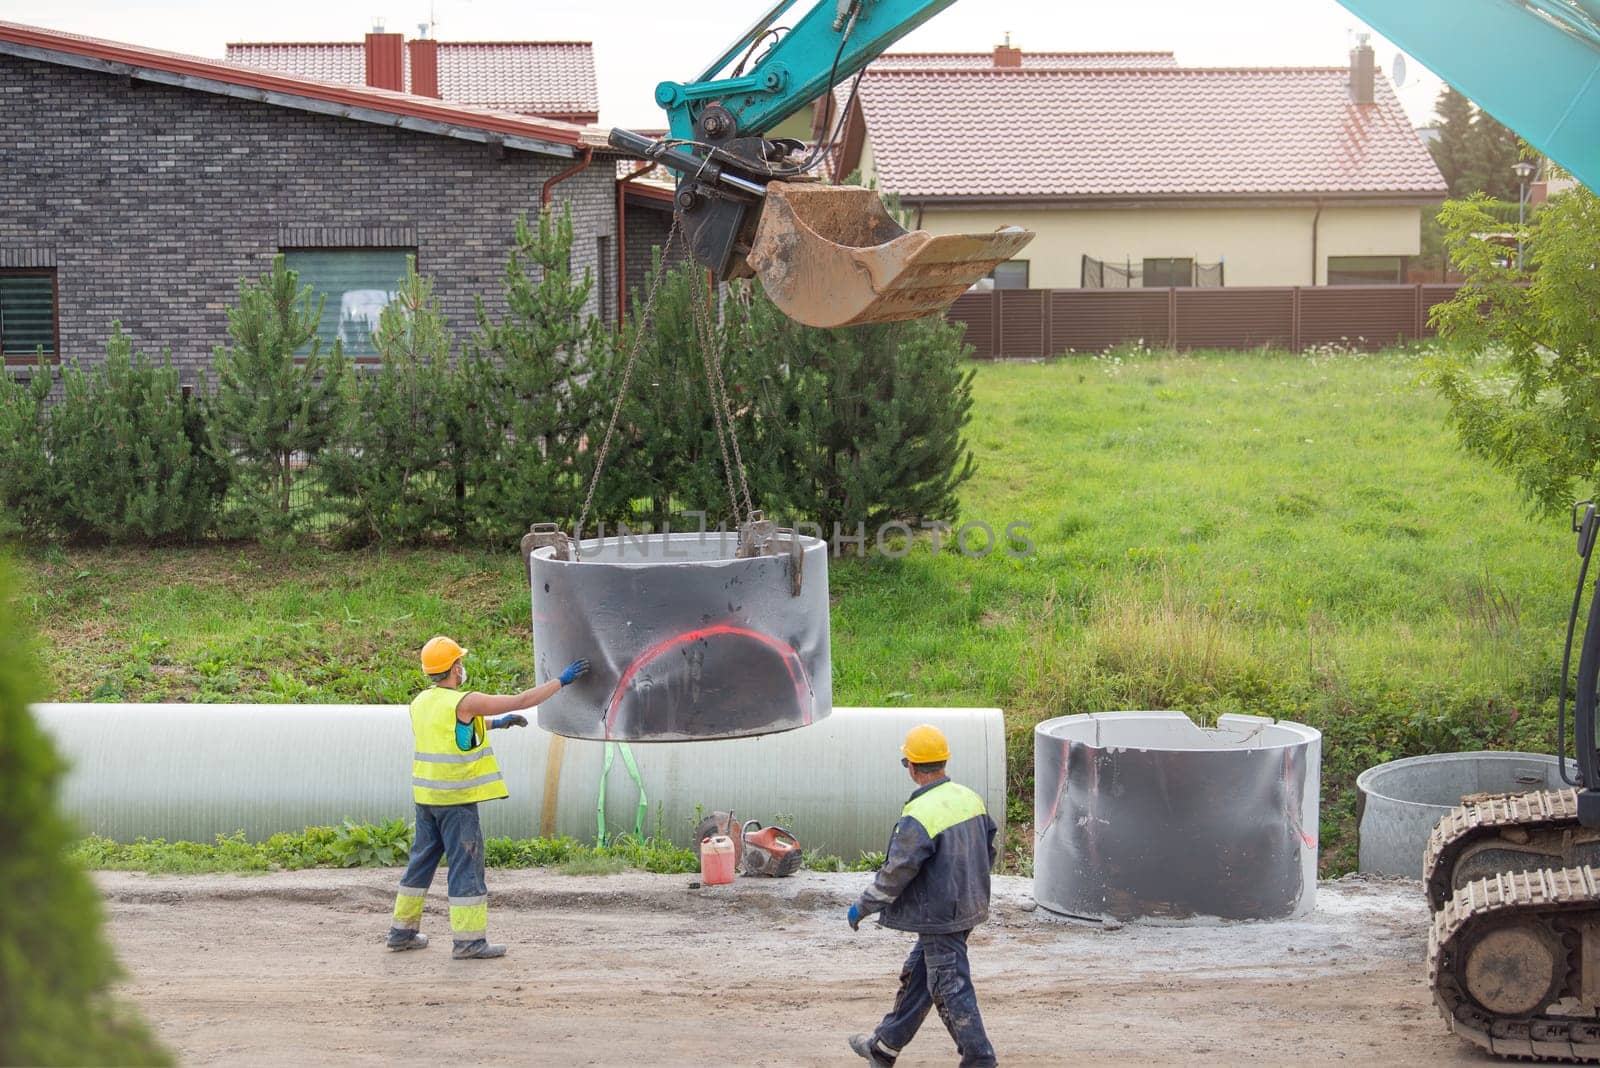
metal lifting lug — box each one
[736,510,775,559]
[521,521,573,564]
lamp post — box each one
[1514,159,1537,271]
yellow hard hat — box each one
[420,635,467,674]
[901,724,951,764]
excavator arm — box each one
[1335,0,1600,192]
[607,0,1032,328]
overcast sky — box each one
[1,0,1447,129]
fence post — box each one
[1291,287,1302,353]
[990,290,1002,358]
[1041,290,1052,358]
[1167,287,1177,349]
[1413,283,1424,341]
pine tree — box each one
[45,325,226,543]
[322,260,460,545]
[1464,107,1523,202]
[207,256,348,544]
[462,208,610,544]
[0,559,169,1065]
[608,261,762,532]
[743,286,977,539]
[0,359,53,539]
[1430,85,1475,196]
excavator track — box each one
[1425,790,1600,913]
[1431,866,1600,1061]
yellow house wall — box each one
[910,203,1425,287]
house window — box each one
[1,270,57,362]
[1327,255,1404,284]
[1142,258,1194,287]
[989,260,1029,289]
[281,249,413,359]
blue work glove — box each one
[558,659,590,687]
[489,713,528,730]
[847,903,862,931]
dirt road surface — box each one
[99,870,1487,1065]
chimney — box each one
[1349,34,1375,105]
[993,31,1021,69]
[408,37,440,98]
[365,30,405,92]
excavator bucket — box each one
[746,182,1034,329]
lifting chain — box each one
[570,207,761,563]
[688,266,756,527]
[572,211,682,560]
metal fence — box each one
[945,283,1465,358]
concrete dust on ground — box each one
[99,869,1490,1065]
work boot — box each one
[452,940,508,960]
[849,1033,896,1066]
[386,931,428,951]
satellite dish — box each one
[1392,53,1408,87]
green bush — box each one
[0,360,53,540]
[322,261,463,545]
[208,255,348,544]
[44,326,226,543]
[0,558,168,1065]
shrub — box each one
[322,261,462,545]
[0,557,169,1064]
[44,325,226,543]
[208,255,348,544]
[0,359,53,540]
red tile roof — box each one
[225,40,599,122]
[871,51,1178,70]
[0,20,593,155]
[846,66,1446,201]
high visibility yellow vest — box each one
[902,779,986,837]
[409,687,509,806]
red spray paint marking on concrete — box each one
[602,623,812,740]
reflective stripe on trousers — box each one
[391,884,426,930]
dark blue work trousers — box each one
[873,929,996,1067]
[389,802,490,951]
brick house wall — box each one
[622,201,691,311]
[0,52,617,381]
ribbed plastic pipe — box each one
[33,704,1004,859]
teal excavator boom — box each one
[1336,0,1600,191]
[607,0,1033,328]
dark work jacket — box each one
[855,777,997,934]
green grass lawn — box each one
[19,348,1578,873]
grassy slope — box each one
[21,350,1574,872]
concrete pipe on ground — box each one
[528,531,832,741]
[1034,711,1321,923]
[1355,751,1576,878]
[33,704,1003,859]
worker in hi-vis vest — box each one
[387,635,589,959]
[847,724,999,1068]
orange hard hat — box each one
[420,635,467,674]
[902,724,951,764]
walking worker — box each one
[386,635,589,960]
[847,724,999,1068]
